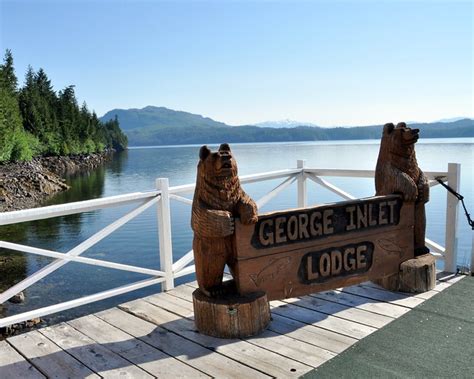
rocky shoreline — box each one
[0,150,113,212]
[0,150,114,339]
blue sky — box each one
[1,0,472,126]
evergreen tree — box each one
[0,49,18,95]
[58,85,80,154]
[2,49,128,161]
[19,66,40,134]
[0,85,21,161]
[0,51,38,162]
[103,115,128,151]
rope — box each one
[436,178,474,230]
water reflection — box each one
[108,149,128,175]
[0,162,107,317]
[0,225,28,289]
[0,221,28,318]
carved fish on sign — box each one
[249,256,292,287]
[377,238,403,258]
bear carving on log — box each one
[191,143,258,297]
[375,122,430,256]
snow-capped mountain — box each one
[253,119,318,128]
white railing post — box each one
[444,163,461,273]
[297,160,307,208]
[156,178,174,290]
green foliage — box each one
[1,49,128,162]
[11,131,40,161]
[0,88,18,161]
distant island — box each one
[101,106,473,147]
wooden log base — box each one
[192,288,270,339]
[373,253,436,293]
[199,278,237,298]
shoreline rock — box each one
[0,317,42,341]
[0,150,114,338]
[0,150,114,212]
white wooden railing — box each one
[0,161,464,328]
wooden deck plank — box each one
[341,284,425,308]
[39,323,152,378]
[310,290,411,318]
[168,282,196,301]
[7,330,99,379]
[268,313,357,354]
[433,280,463,292]
[361,273,466,299]
[184,279,414,316]
[184,281,377,339]
[432,273,465,291]
[244,329,336,368]
[283,295,394,328]
[0,340,46,379]
[145,292,337,369]
[436,271,464,283]
[364,279,439,295]
[271,300,377,339]
[120,298,312,377]
[96,307,270,378]
[362,282,441,300]
[362,273,466,300]
[6,274,462,379]
[68,314,209,378]
[146,291,195,313]
[168,282,360,354]
[145,291,194,317]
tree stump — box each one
[193,289,270,338]
[374,253,436,293]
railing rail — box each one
[0,191,160,226]
[0,162,464,328]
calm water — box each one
[1,138,473,323]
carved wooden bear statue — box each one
[191,143,258,297]
[375,122,430,256]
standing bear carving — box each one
[375,122,430,256]
[191,143,258,297]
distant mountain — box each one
[434,117,473,123]
[100,106,229,130]
[253,119,319,128]
[100,106,474,146]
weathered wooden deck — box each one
[1,272,465,378]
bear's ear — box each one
[383,123,395,134]
[396,122,407,129]
[218,143,231,152]
[199,145,211,160]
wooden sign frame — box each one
[233,195,414,300]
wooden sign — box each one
[233,195,414,300]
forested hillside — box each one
[0,50,127,163]
[122,116,473,147]
[102,106,473,147]
[101,106,228,130]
